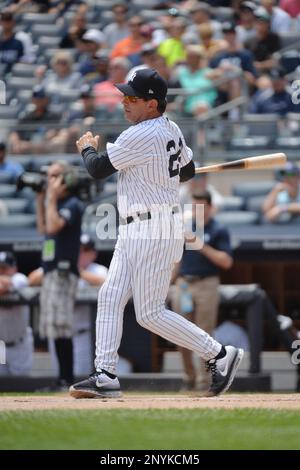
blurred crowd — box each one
[1,1,300,153]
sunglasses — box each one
[123,95,141,103]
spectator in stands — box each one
[41,50,82,102]
[263,162,300,222]
[158,17,187,67]
[0,251,33,376]
[236,1,257,45]
[261,0,292,33]
[177,45,217,117]
[184,2,222,44]
[78,29,106,78]
[249,67,296,115]
[84,50,110,86]
[279,0,300,18]
[6,0,50,14]
[59,8,87,49]
[15,29,36,64]
[245,7,281,74]
[0,10,23,75]
[125,44,159,80]
[171,191,233,391]
[180,171,225,211]
[93,57,131,112]
[35,161,83,389]
[198,23,227,61]
[110,15,145,61]
[59,84,100,153]
[152,55,181,113]
[29,234,108,377]
[103,2,129,49]
[0,141,23,182]
[8,85,62,154]
[210,21,257,109]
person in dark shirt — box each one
[171,191,233,391]
[249,67,298,115]
[36,161,83,389]
[245,7,281,73]
[0,10,23,75]
[9,85,62,154]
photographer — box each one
[36,161,83,389]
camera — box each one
[16,166,102,202]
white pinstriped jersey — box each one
[107,116,193,217]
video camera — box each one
[16,165,102,202]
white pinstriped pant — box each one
[95,209,222,374]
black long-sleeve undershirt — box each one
[179,159,195,182]
[82,146,195,182]
[81,146,118,179]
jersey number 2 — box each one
[167,138,182,178]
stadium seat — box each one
[11,63,40,78]
[232,181,274,200]
[215,211,259,226]
[214,7,234,22]
[4,198,29,214]
[31,24,64,40]
[8,77,37,96]
[0,104,20,120]
[0,172,12,184]
[0,214,36,228]
[221,196,244,211]
[0,184,16,198]
[245,195,266,213]
[37,36,61,54]
[279,32,300,50]
[21,13,58,29]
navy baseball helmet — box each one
[115,68,168,101]
[0,251,17,267]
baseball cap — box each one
[269,67,286,80]
[82,29,105,45]
[32,85,47,99]
[240,1,256,13]
[115,68,168,101]
[254,6,271,22]
[277,162,300,178]
[80,233,95,250]
[0,251,16,267]
[79,83,94,98]
[222,21,236,34]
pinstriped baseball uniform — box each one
[95,116,222,374]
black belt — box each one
[119,206,180,225]
[6,336,24,348]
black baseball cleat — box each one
[69,372,122,398]
[204,346,244,397]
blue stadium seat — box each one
[0,214,36,228]
[0,184,16,198]
[0,172,12,184]
[221,196,244,211]
[215,211,259,226]
[245,195,266,213]
[4,198,29,214]
[232,181,274,200]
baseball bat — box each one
[195,153,287,174]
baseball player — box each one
[70,68,243,399]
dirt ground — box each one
[0,394,300,411]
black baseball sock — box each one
[101,369,116,379]
[214,346,226,360]
[54,337,74,384]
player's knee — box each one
[136,308,160,329]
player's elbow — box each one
[179,160,195,182]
